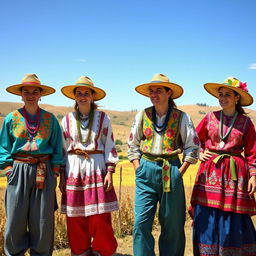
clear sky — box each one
[0,0,256,111]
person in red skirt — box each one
[190,77,256,255]
[59,76,118,256]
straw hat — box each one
[6,74,55,96]
[204,77,253,106]
[61,76,106,101]
[135,73,183,99]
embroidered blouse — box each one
[61,110,118,169]
[197,111,256,176]
[0,108,64,174]
[128,107,199,163]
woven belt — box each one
[142,153,179,192]
[13,154,50,189]
[209,151,242,181]
[68,149,103,159]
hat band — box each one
[151,80,168,83]
[75,83,93,86]
[22,82,41,85]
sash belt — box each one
[209,151,242,181]
[13,154,50,190]
[142,152,179,192]
[68,149,103,159]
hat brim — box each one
[61,85,106,101]
[135,82,183,99]
[204,83,253,106]
[6,83,55,96]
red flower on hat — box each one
[239,82,248,92]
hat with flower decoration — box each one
[6,74,55,96]
[204,77,253,106]
[61,76,106,101]
[135,73,183,99]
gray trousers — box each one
[4,161,57,256]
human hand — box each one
[104,172,113,192]
[199,150,213,162]
[248,176,256,197]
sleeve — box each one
[101,113,119,172]
[179,112,200,164]
[127,110,144,162]
[0,114,14,174]
[59,115,69,175]
[49,114,64,175]
[243,118,256,177]
[195,113,209,152]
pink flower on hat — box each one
[239,82,248,92]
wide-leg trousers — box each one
[4,161,56,256]
[67,213,117,256]
[133,157,186,256]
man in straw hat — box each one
[190,77,256,255]
[0,74,63,255]
[128,73,200,256]
[59,76,118,256]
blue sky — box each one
[0,0,256,111]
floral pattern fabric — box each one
[61,110,119,217]
[0,108,63,169]
[190,111,256,215]
[128,107,199,164]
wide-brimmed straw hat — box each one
[61,76,106,101]
[135,73,183,99]
[6,74,55,96]
[204,77,253,106]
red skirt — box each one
[190,154,256,215]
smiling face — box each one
[148,85,172,107]
[21,86,42,107]
[74,87,94,109]
[218,87,240,111]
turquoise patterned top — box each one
[0,108,64,170]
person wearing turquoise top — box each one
[128,74,200,256]
[0,74,63,256]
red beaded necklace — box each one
[23,106,41,136]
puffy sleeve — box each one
[196,113,209,152]
[49,114,64,174]
[127,110,144,162]
[0,113,14,174]
[243,118,256,176]
[101,113,119,172]
[179,112,200,164]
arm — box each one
[179,113,200,175]
[49,114,64,176]
[243,119,256,196]
[127,110,144,170]
[196,113,213,161]
[101,114,119,192]
[0,114,14,175]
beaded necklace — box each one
[22,107,41,151]
[76,107,94,144]
[152,106,171,134]
[218,110,238,149]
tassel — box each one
[31,138,38,151]
[22,138,31,151]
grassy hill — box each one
[0,101,256,153]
